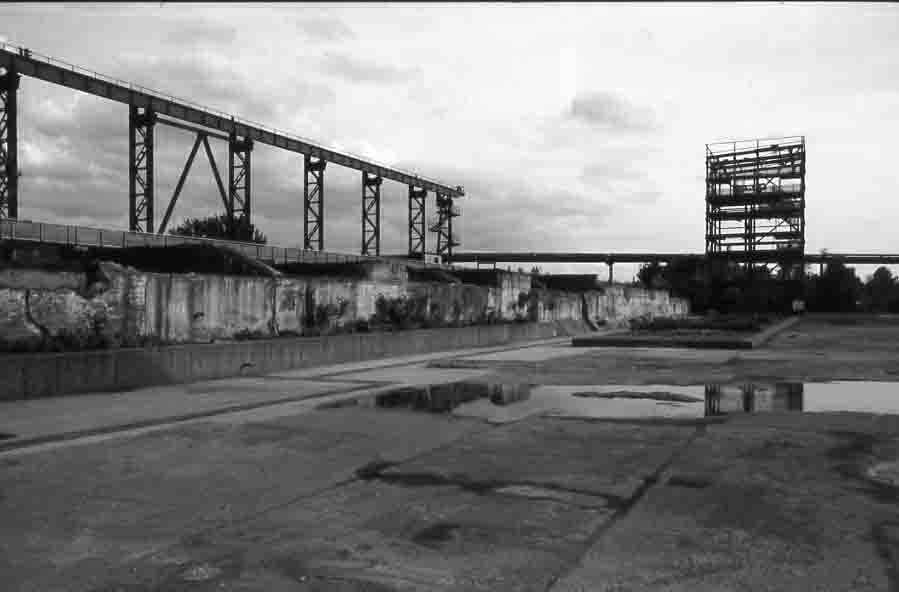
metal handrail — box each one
[0,218,459,269]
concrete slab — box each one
[0,408,487,592]
[0,378,368,447]
[550,413,899,592]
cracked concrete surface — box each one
[2,317,899,590]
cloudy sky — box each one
[2,2,898,279]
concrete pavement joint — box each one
[545,423,709,591]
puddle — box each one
[320,380,899,422]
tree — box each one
[809,261,862,312]
[169,213,267,244]
[637,262,667,290]
[862,266,899,313]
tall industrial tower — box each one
[705,136,806,279]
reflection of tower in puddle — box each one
[705,383,804,416]
[375,381,489,412]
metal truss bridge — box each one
[451,251,899,283]
[0,42,462,258]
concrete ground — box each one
[2,316,899,591]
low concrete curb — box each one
[572,316,801,350]
[0,336,574,453]
[0,321,586,401]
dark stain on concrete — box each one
[354,459,398,479]
[412,521,462,546]
[826,431,899,503]
[357,466,629,509]
[667,474,713,488]
[828,431,878,461]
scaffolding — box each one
[705,136,806,279]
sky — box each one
[2,2,898,280]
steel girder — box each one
[361,172,382,256]
[153,116,231,235]
[408,185,426,258]
[0,46,463,198]
[0,65,18,220]
[228,134,252,240]
[304,155,326,250]
[129,106,156,232]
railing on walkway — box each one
[0,218,445,267]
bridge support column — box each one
[432,192,459,261]
[361,172,382,256]
[408,186,426,259]
[129,106,156,232]
[303,155,326,250]
[0,63,19,220]
[228,134,252,240]
[607,262,614,285]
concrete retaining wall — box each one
[0,265,689,350]
[0,321,565,401]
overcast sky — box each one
[2,2,897,279]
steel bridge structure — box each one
[450,251,899,283]
[0,42,463,258]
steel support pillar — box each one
[0,64,19,220]
[228,133,252,240]
[361,172,382,256]
[432,192,459,261]
[304,155,326,250]
[408,185,426,258]
[607,262,614,285]
[129,106,156,232]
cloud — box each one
[320,52,420,84]
[295,14,356,42]
[164,21,237,47]
[568,91,656,132]
[580,161,644,185]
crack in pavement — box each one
[544,423,710,591]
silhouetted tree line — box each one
[169,213,267,244]
[637,259,899,314]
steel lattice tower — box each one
[705,136,806,280]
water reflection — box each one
[343,382,533,414]
[704,383,804,416]
[322,379,898,422]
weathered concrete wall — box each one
[591,286,691,327]
[0,264,689,351]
